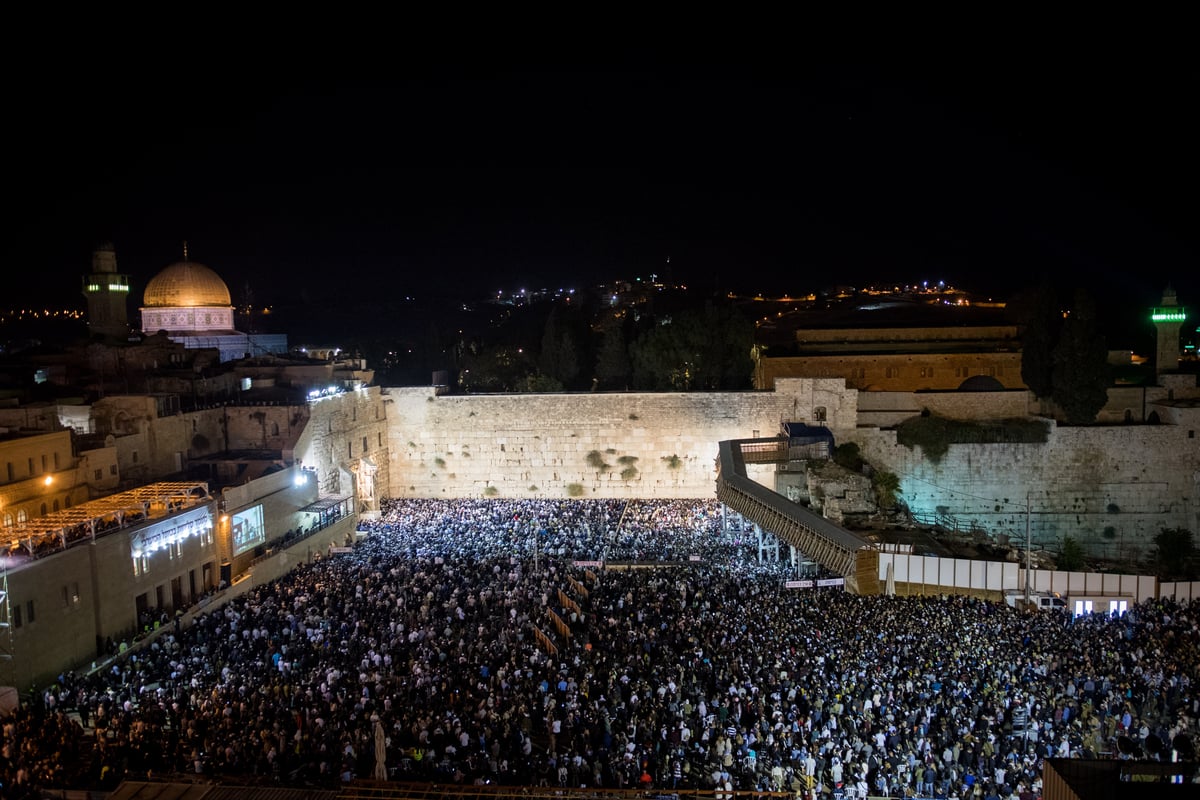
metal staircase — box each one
[715,438,880,594]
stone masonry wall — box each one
[383,379,856,499]
[853,425,1200,561]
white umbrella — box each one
[373,717,388,780]
[885,562,896,597]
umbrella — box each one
[373,717,388,780]
[885,562,896,597]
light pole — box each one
[1024,491,1032,605]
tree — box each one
[1051,289,1110,424]
[1057,535,1086,571]
[594,321,631,389]
[629,302,753,391]
[1011,278,1060,398]
[1148,527,1197,580]
[872,470,900,509]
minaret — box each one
[1151,285,1187,377]
[82,242,132,341]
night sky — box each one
[5,48,1196,349]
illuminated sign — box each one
[232,504,266,556]
[130,506,212,557]
[1151,308,1187,322]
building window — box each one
[53,453,60,470]
[110,465,118,475]
[94,469,103,481]
[348,442,353,458]
[40,503,47,516]
[3,513,12,527]
[378,432,383,447]
[813,406,827,422]
[132,451,139,463]
[17,510,27,523]
[28,457,34,475]
[41,454,48,472]
[52,499,59,512]
[6,462,12,482]
[363,436,369,453]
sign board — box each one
[330,546,353,554]
[688,555,701,562]
[573,560,603,567]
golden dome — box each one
[142,261,231,308]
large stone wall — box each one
[853,425,1200,561]
[383,378,856,499]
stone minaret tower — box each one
[82,242,131,341]
[1151,285,1186,377]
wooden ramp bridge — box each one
[716,438,880,595]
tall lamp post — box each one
[1024,491,1032,605]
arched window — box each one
[3,512,12,527]
[17,509,28,523]
[40,503,47,516]
[53,499,60,512]
[813,406,827,422]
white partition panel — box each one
[954,559,971,590]
[986,561,1003,591]
[1102,574,1120,595]
[923,556,941,588]
[1138,576,1157,602]
[970,560,986,590]
[939,558,956,588]
[895,554,910,583]
[1069,571,1087,594]
[1002,563,1020,591]
[878,553,893,581]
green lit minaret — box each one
[1151,285,1187,377]
[82,242,132,341]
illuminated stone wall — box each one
[756,352,1026,392]
[383,378,857,499]
[853,425,1200,560]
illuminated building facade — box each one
[81,242,131,341]
[1152,285,1187,377]
[139,244,287,362]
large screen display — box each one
[232,504,266,556]
[130,506,211,557]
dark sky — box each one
[5,47,1196,347]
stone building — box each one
[139,245,288,362]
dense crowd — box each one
[1,498,1197,799]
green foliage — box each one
[595,321,632,389]
[1051,290,1111,424]
[617,455,638,466]
[566,483,585,497]
[620,466,639,480]
[662,454,682,469]
[1057,535,1086,571]
[605,448,617,455]
[629,302,753,390]
[483,486,499,497]
[434,457,447,469]
[1010,278,1061,399]
[528,484,538,492]
[1148,528,1197,580]
[459,345,536,392]
[896,414,1050,464]
[628,413,639,421]
[872,470,900,509]
[1102,526,1117,540]
[523,373,564,392]
[833,442,864,472]
[539,306,582,388]
[585,450,611,471]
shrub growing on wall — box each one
[662,454,682,469]
[586,450,611,471]
[566,483,585,497]
[895,414,1050,464]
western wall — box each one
[380,378,1200,559]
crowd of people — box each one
[1,497,1198,798]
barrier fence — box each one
[532,626,558,656]
[547,608,571,640]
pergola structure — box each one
[3,481,212,557]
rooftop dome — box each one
[142,261,231,308]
